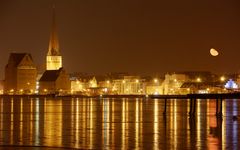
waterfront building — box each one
[98,80,113,94]
[162,73,188,94]
[4,53,37,94]
[70,79,86,94]
[145,78,163,95]
[98,80,112,89]
[89,77,98,88]
[236,74,240,86]
[39,68,70,95]
[70,75,116,95]
[112,76,145,94]
[0,80,3,94]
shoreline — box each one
[0,93,240,99]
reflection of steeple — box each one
[48,5,60,56]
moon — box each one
[210,48,219,56]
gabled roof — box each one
[8,53,33,67]
[40,68,63,82]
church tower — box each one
[46,6,62,70]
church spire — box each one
[46,4,62,70]
[48,5,60,56]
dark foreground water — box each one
[0,97,239,149]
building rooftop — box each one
[40,68,63,82]
[7,53,33,67]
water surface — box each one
[0,97,239,149]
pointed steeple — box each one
[48,5,60,56]
[46,4,62,70]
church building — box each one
[39,6,70,95]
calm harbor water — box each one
[0,97,239,149]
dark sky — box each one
[0,0,240,79]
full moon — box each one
[210,48,219,56]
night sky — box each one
[0,0,240,79]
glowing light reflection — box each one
[232,99,238,144]
[197,99,201,150]
[174,99,177,149]
[75,99,79,148]
[135,99,139,149]
[102,99,110,148]
[35,98,40,145]
[121,99,129,149]
[89,99,93,149]
[19,98,23,144]
[153,99,159,150]
[111,100,115,147]
[222,100,226,149]
[10,98,13,145]
[44,99,62,147]
[0,99,3,140]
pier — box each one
[150,93,240,117]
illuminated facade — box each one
[4,53,37,94]
[71,80,84,93]
[112,76,145,94]
[68,72,231,95]
[70,79,88,94]
[89,77,98,88]
[39,68,70,94]
[224,79,238,89]
[145,79,163,95]
[0,80,3,94]
[46,6,62,70]
[162,73,188,94]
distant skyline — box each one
[1,0,240,79]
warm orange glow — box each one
[44,99,62,146]
[220,76,225,82]
[197,77,201,82]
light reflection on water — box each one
[0,97,239,149]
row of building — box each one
[2,53,239,96]
[69,72,239,96]
[1,7,239,95]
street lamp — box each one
[220,76,225,82]
[196,77,201,82]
